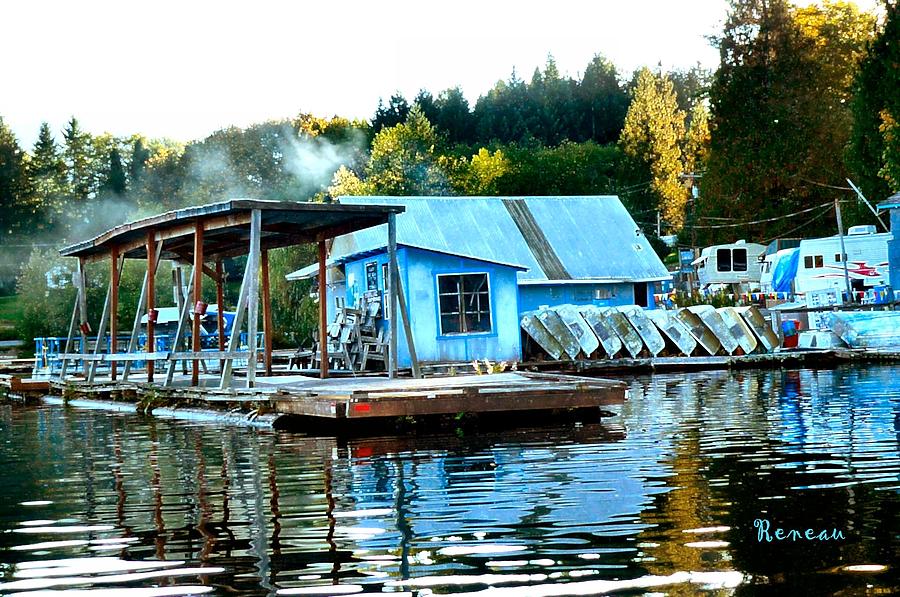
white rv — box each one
[794,226,890,294]
[693,240,767,291]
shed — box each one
[288,196,669,368]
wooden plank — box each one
[262,249,273,377]
[76,258,88,375]
[318,239,329,380]
[192,221,204,385]
[110,247,120,381]
[58,292,80,380]
[216,259,226,371]
[122,271,148,380]
[391,258,421,379]
[146,230,156,382]
[219,239,253,389]
[88,255,124,382]
[164,267,196,386]
[246,209,261,388]
[387,213,397,378]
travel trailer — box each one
[794,226,890,294]
[692,240,767,291]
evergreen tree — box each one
[28,122,67,226]
[103,147,127,195]
[0,116,29,235]
[129,137,151,186]
[849,1,900,200]
[620,68,688,230]
[372,93,411,132]
[62,116,95,201]
[579,55,629,144]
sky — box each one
[4,0,736,147]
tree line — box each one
[1,0,898,345]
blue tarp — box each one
[772,248,799,293]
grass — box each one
[0,295,24,342]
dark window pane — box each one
[815,255,824,268]
[438,276,459,294]
[441,314,461,334]
[804,256,814,269]
[716,248,731,272]
[733,249,747,272]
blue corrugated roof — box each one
[330,196,670,283]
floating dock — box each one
[10,371,628,431]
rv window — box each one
[437,273,491,335]
[733,248,747,272]
[835,253,842,262]
[761,262,770,274]
[815,255,824,268]
[804,256,813,268]
[716,248,732,272]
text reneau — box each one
[754,518,845,542]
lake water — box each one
[2,365,900,596]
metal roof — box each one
[877,191,900,210]
[331,196,671,283]
[60,199,404,262]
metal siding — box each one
[335,196,669,283]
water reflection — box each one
[1,366,900,595]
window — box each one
[365,261,378,290]
[835,253,843,263]
[716,248,732,272]
[381,263,390,319]
[732,248,747,272]
[761,261,771,274]
[438,273,491,334]
[805,255,824,268]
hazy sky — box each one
[5,0,731,147]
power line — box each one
[761,205,832,244]
[691,201,833,229]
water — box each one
[2,365,900,596]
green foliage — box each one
[702,0,876,244]
[849,2,900,200]
[266,245,320,347]
[673,289,737,308]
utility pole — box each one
[847,178,889,232]
[835,197,853,303]
[656,210,661,237]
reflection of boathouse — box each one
[288,196,671,368]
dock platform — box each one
[24,371,626,429]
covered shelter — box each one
[57,199,410,388]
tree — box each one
[372,93,410,132]
[620,68,688,230]
[683,101,711,174]
[849,1,900,200]
[102,147,127,195]
[702,0,875,243]
[579,54,629,144]
[129,137,151,186]
[433,87,474,144]
[62,117,95,202]
[28,122,67,225]
[0,116,29,236]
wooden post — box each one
[219,255,252,390]
[122,242,160,381]
[261,249,273,377]
[192,221,204,386]
[391,260,421,379]
[58,293,80,380]
[216,259,226,372]
[318,239,328,380]
[246,210,261,388]
[174,266,186,375]
[164,267,196,387]
[76,258,88,375]
[110,247,120,381]
[122,272,148,381]
[88,255,123,382]
[146,231,156,383]
[387,214,397,379]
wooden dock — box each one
[26,371,626,430]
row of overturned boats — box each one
[521,304,781,360]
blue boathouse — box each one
[288,196,670,367]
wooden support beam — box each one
[387,214,397,379]
[146,231,156,382]
[110,247,120,381]
[164,267,196,387]
[58,293,80,380]
[261,249,273,377]
[122,240,162,381]
[76,258,89,375]
[192,221,204,386]
[318,239,329,380]
[88,255,124,382]
[246,210,261,388]
[216,259,226,372]
[391,259,421,379]
[219,241,253,390]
